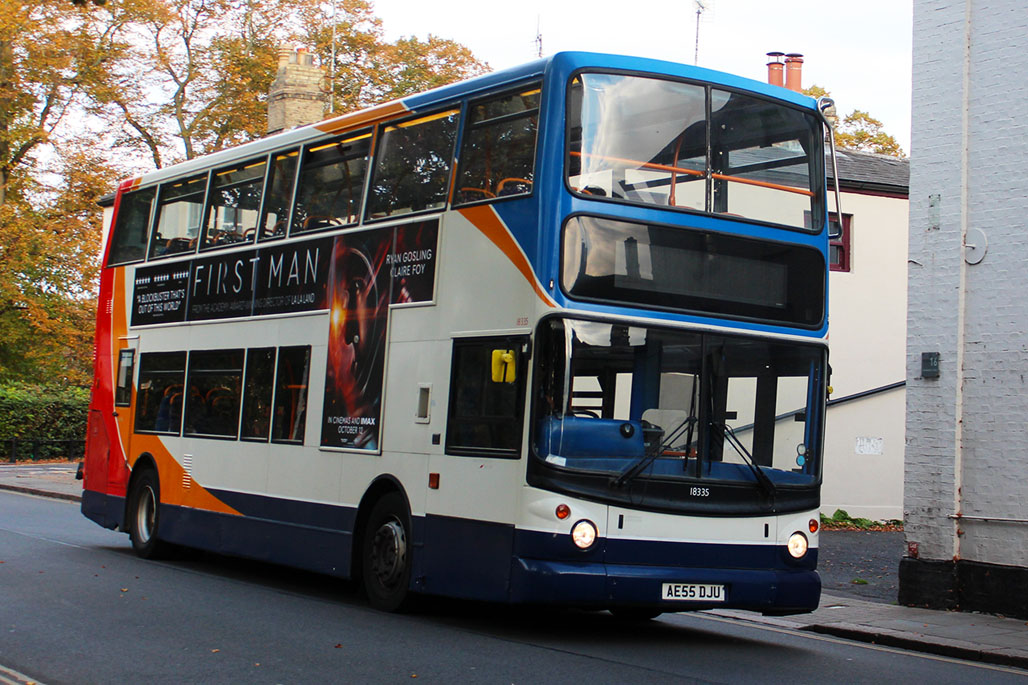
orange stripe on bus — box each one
[458,205,557,308]
[130,435,242,515]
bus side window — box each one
[365,109,460,220]
[454,85,541,206]
[202,158,266,249]
[271,345,311,444]
[241,347,276,441]
[115,349,135,407]
[292,131,371,234]
[260,149,299,241]
[183,349,245,439]
[149,173,208,260]
[107,187,155,266]
[135,351,187,435]
[445,337,528,457]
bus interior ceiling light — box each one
[571,519,598,549]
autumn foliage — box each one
[0,0,487,386]
[804,84,906,158]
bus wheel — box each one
[128,469,169,559]
[610,608,662,621]
[361,492,412,612]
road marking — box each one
[0,527,90,550]
[0,664,45,685]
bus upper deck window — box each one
[454,86,540,206]
[149,173,208,259]
[709,89,822,230]
[292,132,371,235]
[107,187,155,267]
[365,110,459,221]
[202,159,267,250]
[260,149,299,241]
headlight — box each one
[571,519,598,549]
[787,531,809,559]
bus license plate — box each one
[661,583,726,602]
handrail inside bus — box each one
[569,150,814,198]
[570,151,704,178]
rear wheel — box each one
[128,469,170,559]
[361,492,413,612]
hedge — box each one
[0,383,90,460]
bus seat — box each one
[496,178,532,195]
[536,415,645,459]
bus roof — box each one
[117,51,817,193]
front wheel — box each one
[361,492,413,612]
[128,469,170,559]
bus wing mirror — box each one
[491,349,516,383]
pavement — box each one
[2,461,1026,671]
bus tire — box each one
[361,492,413,612]
[128,469,170,560]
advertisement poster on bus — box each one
[320,219,438,450]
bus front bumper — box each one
[509,557,821,615]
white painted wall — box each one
[822,189,908,520]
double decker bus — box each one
[84,52,837,617]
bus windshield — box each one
[533,318,824,493]
[567,72,824,231]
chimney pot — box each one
[766,51,785,88]
[784,53,804,92]
[277,45,293,69]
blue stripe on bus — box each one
[509,557,820,612]
[84,488,819,611]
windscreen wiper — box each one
[611,417,697,488]
[712,421,776,498]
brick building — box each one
[901,0,1028,618]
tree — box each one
[835,109,905,158]
[91,0,488,169]
[803,85,905,158]
[0,1,125,384]
[0,0,487,384]
[380,35,487,102]
[0,144,118,385]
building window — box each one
[830,213,852,272]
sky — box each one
[371,0,914,154]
